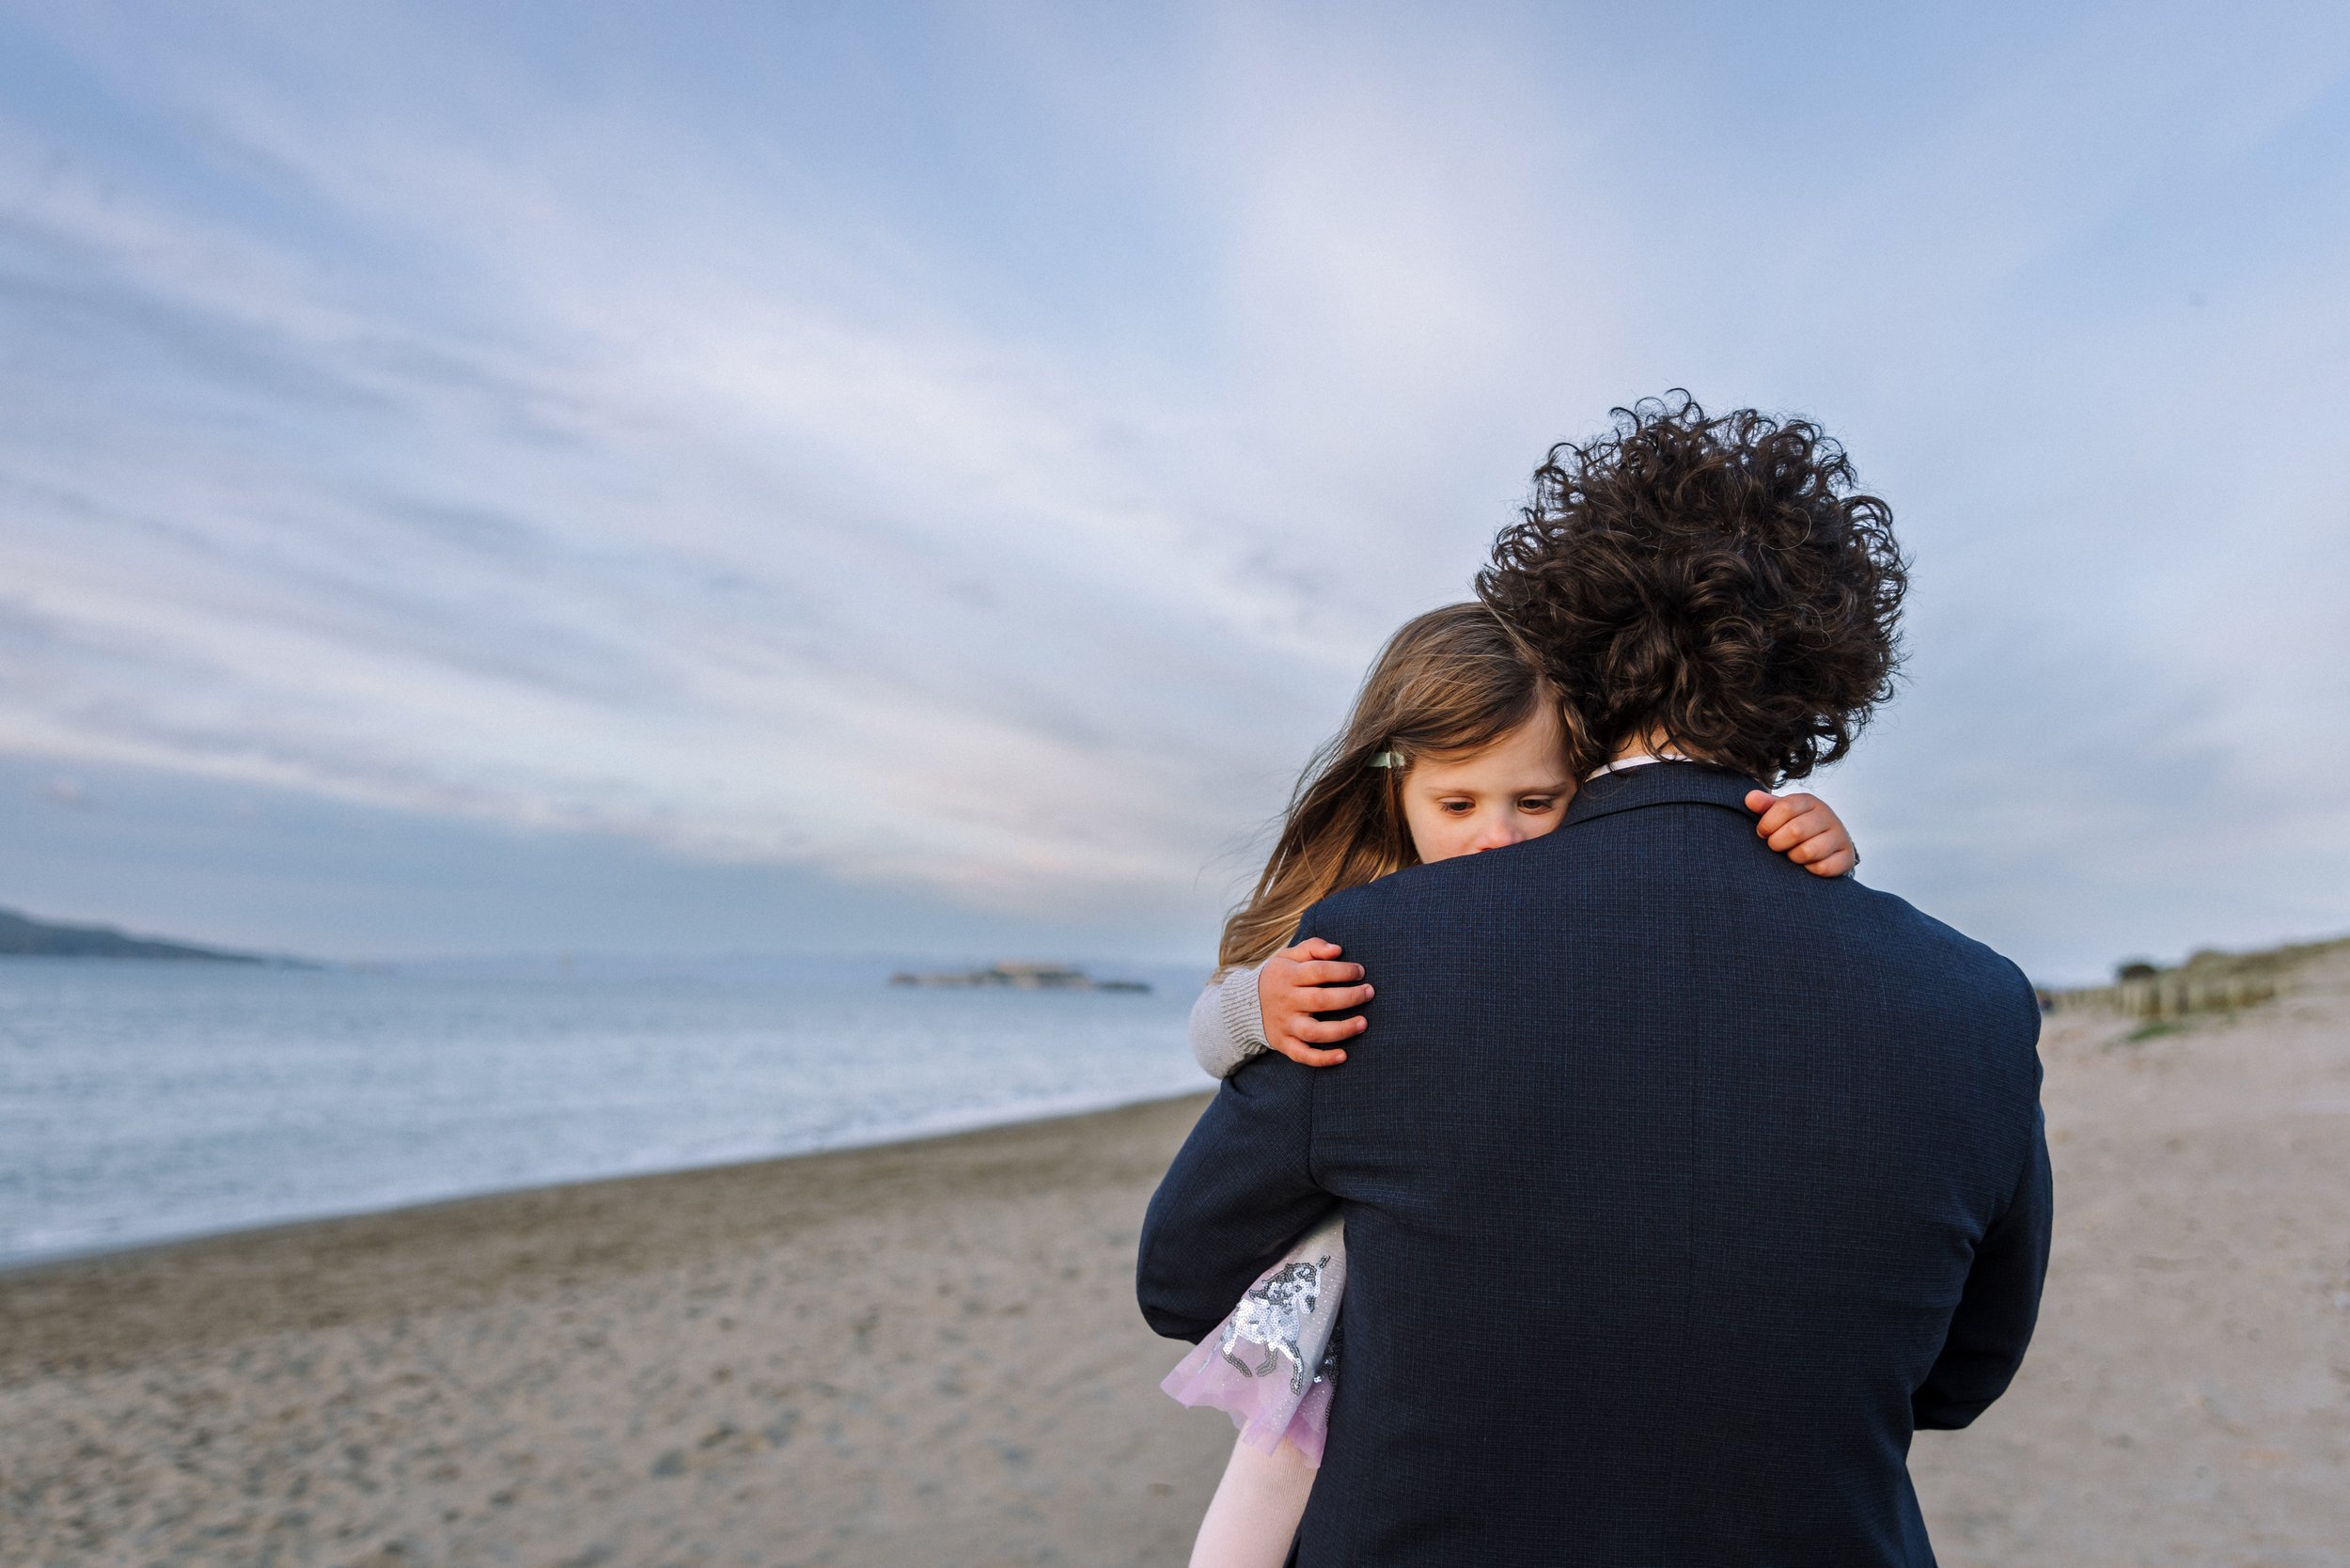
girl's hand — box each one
[1744,790,1858,878]
[1257,938,1373,1067]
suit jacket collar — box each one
[1562,758,1763,829]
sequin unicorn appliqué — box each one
[1217,1250,1331,1395]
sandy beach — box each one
[6,949,2346,1567]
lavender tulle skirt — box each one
[1160,1210,1346,1466]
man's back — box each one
[1138,763,2051,1565]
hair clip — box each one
[1368,750,1406,769]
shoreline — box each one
[8,953,2346,1564]
[3,1090,1240,1566]
[1,1090,1219,1379]
[0,1080,1212,1279]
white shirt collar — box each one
[1585,748,1696,782]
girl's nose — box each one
[1468,820,1523,853]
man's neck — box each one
[1587,729,1709,782]
[1586,748,1692,781]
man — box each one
[1137,397,2051,1565]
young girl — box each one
[1162,603,1857,1568]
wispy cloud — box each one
[1,2,2346,972]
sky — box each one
[2,2,2346,981]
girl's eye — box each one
[1519,796,1557,812]
[1440,799,1474,815]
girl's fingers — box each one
[1286,938,1342,961]
[1747,791,1812,835]
[1766,812,1833,853]
[1292,1015,1369,1043]
[1753,792,1856,869]
[1292,961,1366,987]
[1268,1036,1349,1068]
[1280,982,1371,1011]
[1785,833,1855,872]
[1786,835,1853,866]
[1784,823,1843,856]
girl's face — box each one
[1400,707,1577,864]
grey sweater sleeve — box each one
[1187,961,1270,1079]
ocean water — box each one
[0,957,1209,1269]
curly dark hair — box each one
[1478,394,1907,784]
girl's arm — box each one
[1189,963,1274,1078]
[1252,792,1861,1066]
[1190,943,1376,1076]
[1190,1439,1317,1568]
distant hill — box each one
[0,907,267,963]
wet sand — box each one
[0,1097,1239,1567]
[5,948,2345,1566]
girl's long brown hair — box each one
[1216,603,1557,971]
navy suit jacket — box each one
[1139,762,2051,1566]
